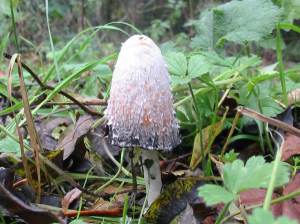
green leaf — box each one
[188,55,211,78]
[248,208,297,224]
[281,0,300,23]
[170,75,191,86]
[223,159,244,194]
[192,0,281,49]
[198,184,235,206]
[223,156,290,194]
[0,137,20,155]
[165,52,187,76]
[219,0,281,44]
[223,150,239,163]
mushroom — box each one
[105,35,181,206]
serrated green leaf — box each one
[223,159,244,194]
[248,208,297,224]
[223,156,290,194]
[198,184,235,205]
[188,55,211,78]
[192,0,281,49]
[223,150,239,163]
[165,52,187,76]
[170,75,191,86]
[218,0,281,44]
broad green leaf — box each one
[192,0,281,49]
[248,208,297,224]
[198,184,235,205]
[165,52,187,76]
[218,0,281,44]
[223,156,290,194]
[170,75,191,86]
[223,159,244,194]
[188,55,211,78]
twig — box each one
[63,208,123,217]
[13,54,42,202]
[238,106,300,138]
[221,109,241,157]
[3,53,106,116]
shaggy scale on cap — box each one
[105,35,181,151]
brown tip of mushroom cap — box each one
[105,35,181,151]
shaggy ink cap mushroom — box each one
[105,35,181,151]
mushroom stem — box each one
[141,150,162,206]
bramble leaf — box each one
[198,184,235,206]
[224,156,290,194]
[191,0,281,49]
[165,52,187,76]
[198,156,290,205]
[188,55,211,78]
[248,208,297,224]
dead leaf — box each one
[239,189,281,216]
[288,89,300,105]
[281,133,300,161]
[36,117,71,151]
[190,110,227,170]
[62,188,82,211]
[57,115,93,160]
[282,173,300,222]
[0,184,65,224]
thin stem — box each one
[221,110,240,157]
[45,0,60,81]
[276,24,288,105]
[10,0,19,52]
[95,148,126,193]
[216,202,230,224]
[263,133,283,210]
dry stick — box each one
[220,109,241,157]
[7,55,34,189]
[16,55,42,202]
[3,53,106,116]
[63,207,123,217]
[237,106,300,138]
[16,125,34,188]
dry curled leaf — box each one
[57,115,93,160]
[61,188,82,211]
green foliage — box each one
[191,0,281,49]
[188,55,211,78]
[280,0,300,22]
[197,184,234,205]
[198,156,290,205]
[223,150,239,163]
[0,137,20,155]
[248,208,297,224]
[165,52,187,76]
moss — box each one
[144,178,198,223]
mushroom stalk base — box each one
[141,150,162,207]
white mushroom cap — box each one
[105,35,181,151]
